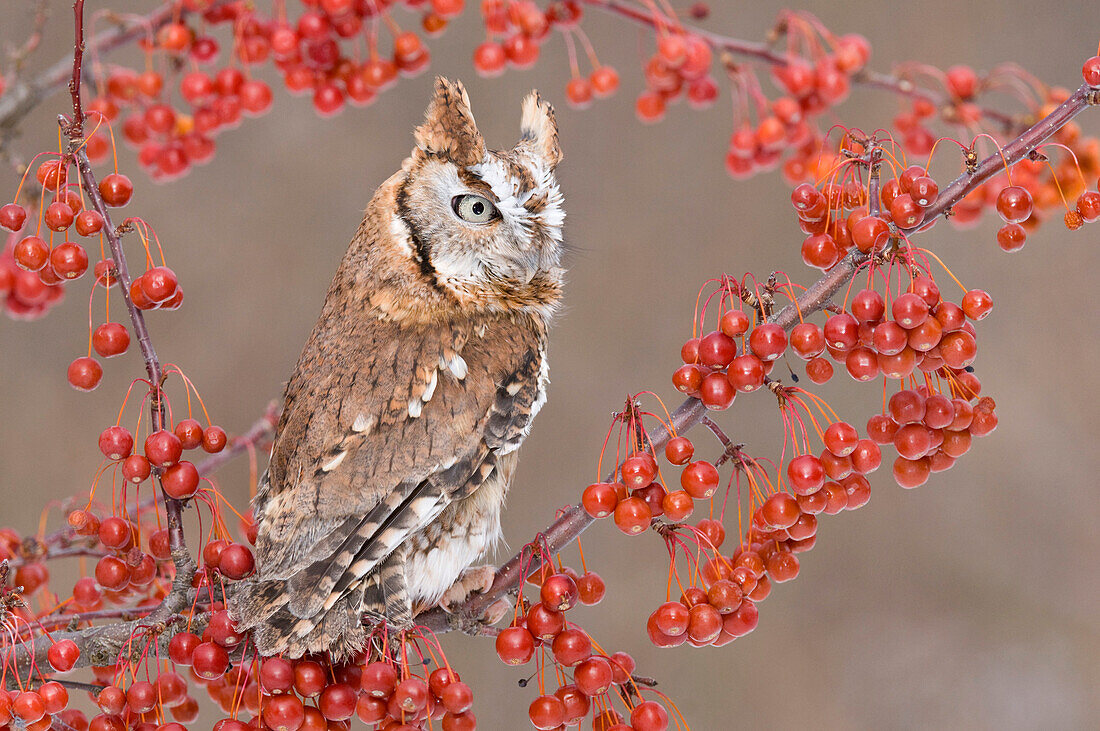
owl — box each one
[230,78,565,660]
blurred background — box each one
[2,1,1099,728]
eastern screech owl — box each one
[231,78,565,659]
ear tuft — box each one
[414,77,486,166]
[518,91,562,169]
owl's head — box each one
[378,77,564,320]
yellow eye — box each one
[451,194,498,224]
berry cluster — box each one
[0,154,128,340]
[82,0,471,180]
[495,558,672,730]
[0,155,129,319]
[725,27,870,179]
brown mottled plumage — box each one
[230,78,565,659]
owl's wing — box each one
[248,313,544,622]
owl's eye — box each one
[451,194,499,224]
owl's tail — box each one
[229,576,367,660]
[228,554,412,661]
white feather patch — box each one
[389,211,415,259]
[352,413,375,434]
[440,353,468,380]
[421,369,438,403]
[322,451,347,472]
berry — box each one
[92,322,130,356]
[748,322,787,360]
[98,426,134,460]
[162,460,200,498]
[565,77,593,108]
[528,695,565,730]
[122,454,151,483]
[495,626,535,665]
[98,174,133,207]
[174,418,203,449]
[551,628,592,666]
[613,495,651,534]
[145,429,183,467]
[0,203,27,231]
[473,41,506,76]
[995,185,1033,223]
[14,236,48,271]
[540,572,579,611]
[44,201,75,231]
[1084,56,1100,87]
[68,357,103,391]
[47,639,80,671]
[202,425,228,452]
[680,460,719,499]
[582,482,618,518]
[590,66,620,96]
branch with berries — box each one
[2,1,1100,730]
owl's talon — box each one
[480,597,512,626]
[439,564,498,611]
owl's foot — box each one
[440,564,497,610]
[437,565,512,634]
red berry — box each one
[576,571,606,605]
[191,641,229,680]
[44,201,75,231]
[572,656,613,696]
[565,77,593,108]
[174,418,203,449]
[748,322,787,360]
[1084,56,1100,87]
[0,203,27,231]
[202,425,228,452]
[318,683,356,721]
[98,426,134,460]
[144,429,183,467]
[590,66,620,96]
[727,353,765,392]
[14,236,49,271]
[761,491,799,528]
[68,357,103,391]
[613,495,651,534]
[551,627,591,666]
[262,694,305,731]
[472,41,506,76]
[92,322,130,357]
[98,174,133,207]
[122,454,151,483]
[995,185,1033,223]
[680,460,719,499]
[664,435,694,465]
[528,695,565,730]
[786,454,825,495]
[47,639,80,671]
[140,266,178,303]
[961,289,993,320]
[540,572,579,611]
[162,460,200,499]
[495,626,535,665]
[582,482,619,518]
